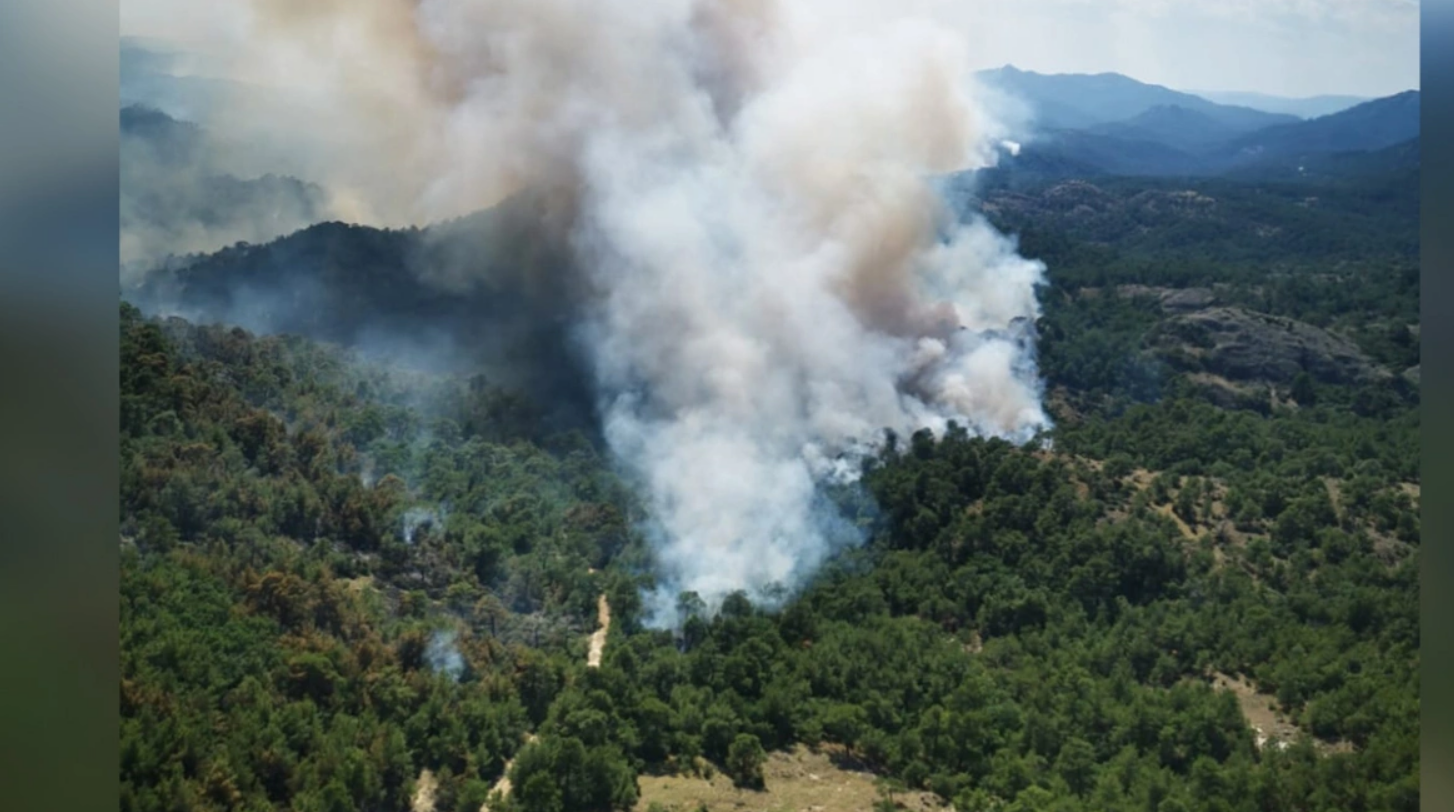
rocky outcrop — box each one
[1153,307,1384,386]
[1115,285,1217,313]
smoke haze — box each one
[124,0,1051,623]
[426,629,465,682]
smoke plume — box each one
[129,0,1051,623]
[400,505,446,545]
[425,629,465,682]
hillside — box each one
[121,140,1419,812]
[1087,105,1240,152]
[1219,91,1420,168]
[981,79,1419,181]
[1225,138,1420,184]
[119,296,1420,812]
[976,66,1296,132]
[971,170,1418,265]
[126,188,593,429]
[1190,90,1369,120]
[1013,130,1208,177]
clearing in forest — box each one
[1210,671,1352,754]
[634,744,945,812]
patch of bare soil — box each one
[1210,672,1352,755]
[343,575,375,594]
[1322,478,1345,524]
[484,734,539,811]
[635,745,946,812]
[1212,672,1298,751]
[1371,532,1414,567]
[1153,504,1197,540]
[413,768,437,812]
[1127,468,1156,491]
[588,593,611,669]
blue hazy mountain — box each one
[1190,90,1370,119]
[975,65,1298,133]
[1085,105,1240,152]
[1217,90,1420,168]
[979,67,1419,181]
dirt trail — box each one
[1154,504,1197,540]
[588,593,611,668]
[483,733,539,811]
[482,593,610,810]
[412,769,437,812]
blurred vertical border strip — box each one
[0,1,120,812]
[1423,1,1454,808]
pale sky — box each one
[950,0,1419,98]
[121,0,1420,99]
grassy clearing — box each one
[635,745,945,812]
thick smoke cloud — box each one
[131,0,1051,623]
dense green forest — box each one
[121,165,1418,812]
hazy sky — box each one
[121,0,1419,99]
[950,0,1419,98]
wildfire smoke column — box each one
[164,0,1051,622]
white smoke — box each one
[425,628,465,681]
[125,0,1051,623]
[400,505,446,545]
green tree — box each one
[725,734,766,790]
[518,772,563,812]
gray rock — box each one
[1159,287,1217,313]
[1153,306,1384,386]
[1115,285,1216,313]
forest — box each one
[120,162,1419,812]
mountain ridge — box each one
[1190,89,1371,119]
[975,65,1298,133]
[978,74,1419,181]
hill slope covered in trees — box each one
[121,139,1419,811]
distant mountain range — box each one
[976,66,1298,133]
[1219,91,1420,163]
[975,66,1419,181]
[1189,90,1369,120]
[122,59,1418,411]
[120,45,1419,295]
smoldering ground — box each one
[124,0,1053,626]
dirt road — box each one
[588,593,611,668]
